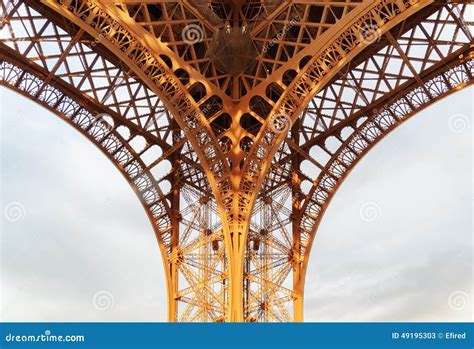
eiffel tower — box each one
[1,0,472,322]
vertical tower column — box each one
[291,121,304,322]
[224,193,252,322]
[167,124,181,322]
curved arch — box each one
[299,60,473,289]
[0,57,177,315]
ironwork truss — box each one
[1,0,472,322]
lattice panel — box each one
[175,183,227,322]
[299,2,474,143]
[111,0,363,99]
[245,184,295,322]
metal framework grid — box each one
[0,0,472,322]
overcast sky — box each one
[1,86,472,322]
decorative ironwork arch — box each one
[1,0,472,322]
[0,56,177,292]
[300,58,473,279]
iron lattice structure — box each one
[0,0,472,322]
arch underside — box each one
[1,0,473,322]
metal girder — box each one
[1,0,473,322]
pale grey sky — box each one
[305,87,473,322]
[0,86,472,322]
